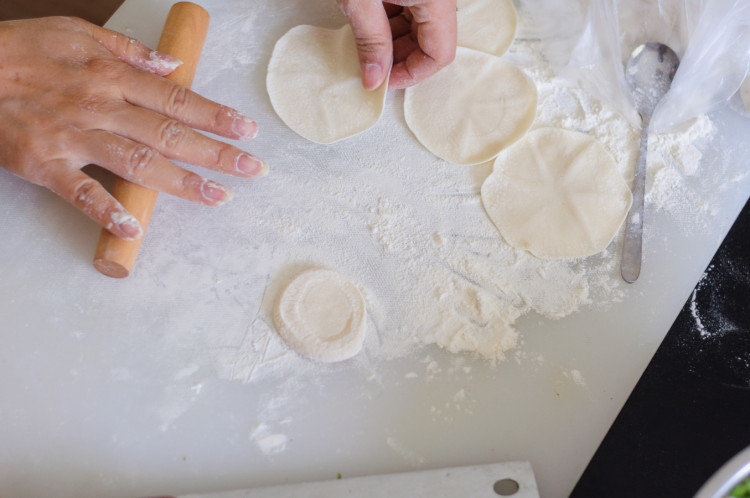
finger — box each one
[402,7,414,23]
[388,1,457,89]
[384,3,403,17]
[67,17,181,76]
[100,102,267,178]
[393,33,419,64]
[117,68,260,141]
[77,130,235,207]
[389,13,412,40]
[42,160,144,240]
[338,0,393,90]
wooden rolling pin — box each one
[93,2,210,278]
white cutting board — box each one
[1,1,749,498]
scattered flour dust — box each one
[386,436,426,466]
[251,423,290,455]
[192,5,720,387]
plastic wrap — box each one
[522,0,750,132]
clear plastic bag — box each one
[521,0,750,132]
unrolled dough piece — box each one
[404,47,537,165]
[267,24,388,144]
[273,269,366,362]
[481,128,633,259]
[457,0,517,57]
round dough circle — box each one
[404,47,537,165]
[267,25,388,144]
[457,0,517,57]
[273,269,366,362]
[481,128,633,259]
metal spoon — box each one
[621,43,680,283]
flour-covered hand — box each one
[338,0,457,90]
[0,17,266,240]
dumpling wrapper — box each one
[481,128,633,259]
[457,0,517,57]
[267,24,389,144]
[404,47,537,165]
[273,269,366,362]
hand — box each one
[0,17,267,240]
[338,0,457,90]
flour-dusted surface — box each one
[2,1,750,498]
[197,24,725,375]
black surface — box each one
[571,198,750,497]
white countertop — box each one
[1,1,749,497]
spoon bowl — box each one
[625,43,680,119]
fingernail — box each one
[200,180,234,205]
[231,113,259,140]
[236,153,268,177]
[110,211,143,240]
[363,63,383,91]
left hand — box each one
[338,0,457,90]
[0,17,266,240]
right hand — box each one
[0,16,267,240]
[338,0,458,90]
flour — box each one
[251,423,290,455]
[170,2,727,389]
[385,436,426,466]
[690,284,709,338]
[568,369,586,387]
[690,262,746,340]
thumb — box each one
[339,0,393,90]
[68,17,182,76]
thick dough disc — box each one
[267,25,388,144]
[481,128,633,259]
[457,0,517,57]
[404,47,537,165]
[273,269,366,362]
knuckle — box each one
[123,144,156,178]
[180,171,202,192]
[14,132,40,158]
[16,156,45,185]
[85,56,124,78]
[25,157,57,189]
[15,140,50,175]
[158,119,188,149]
[76,94,116,114]
[355,37,390,58]
[119,35,141,57]
[165,84,190,117]
[70,178,99,213]
[214,143,236,169]
[57,16,87,31]
[62,16,86,26]
[211,105,235,132]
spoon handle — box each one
[621,121,649,283]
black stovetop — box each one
[571,197,750,497]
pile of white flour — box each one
[164,4,724,385]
